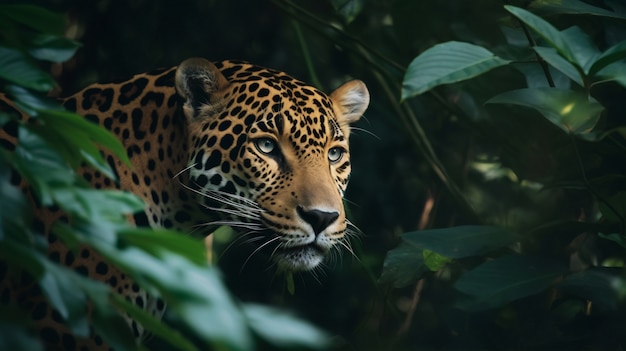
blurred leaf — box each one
[28,35,81,63]
[243,303,331,349]
[529,0,626,20]
[0,47,56,92]
[77,278,137,351]
[487,88,603,135]
[589,41,626,76]
[12,125,75,204]
[402,41,511,99]
[39,108,132,170]
[111,294,198,351]
[422,249,452,271]
[379,239,428,288]
[0,4,65,35]
[559,268,622,312]
[596,61,626,88]
[286,271,296,295]
[0,321,43,351]
[3,84,60,114]
[330,0,364,24]
[455,255,567,311]
[0,153,32,240]
[52,188,143,223]
[402,226,519,259]
[505,6,575,61]
[118,228,207,266]
[534,46,584,86]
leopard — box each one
[0,57,369,349]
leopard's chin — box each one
[274,244,326,272]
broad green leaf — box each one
[595,61,626,88]
[589,41,626,76]
[561,26,600,74]
[3,84,60,115]
[487,88,604,135]
[0,4,65,35]
[533,46,584,86]
[422,249,452,271]
[242,304,330,349]
[505,6,575,62]
[28,35,81,63]
[379,239,428,288]
[455,255,567,311]
[402,225,519,259]
[0,47,56,92]
[559,268,622,312]
[402,41,511,99]
[529,0,626,20]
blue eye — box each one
[328,147,344,163]
[255,138,276,154]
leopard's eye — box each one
[255,138,276,154]
[328,147,344,163]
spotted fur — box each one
[0,58,369,349]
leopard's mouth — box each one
[273,241,328,272]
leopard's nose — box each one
[296,206,339,235]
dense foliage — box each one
[1,0,626,350]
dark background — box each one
[11,1,626,350]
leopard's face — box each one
[176,58,369,271]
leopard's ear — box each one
[175,58,229,119]
[329,80,369,125]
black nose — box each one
[296,206,339,235]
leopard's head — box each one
[176,58,369,271]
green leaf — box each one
[3,84,61,115]
[589,41,626,76]
[111,294,198,351]
[402,225,519,259]
[595,61,626,88]
[243,304,331,349]
[12,125,75,205]
[487,88,604,135]
[505,6,575,61]
[559,268,622,312]
[378,239,428,288]
[28,35,81,63]
[533,46,584,86]
[561,26,600,74]
[52,188,143,222]
[402,41,511,99]
[39,109,132,168]
[0,47,56,92]
[422,249,452,271]
[529,0,626,20]
[455,255,567,311]
[118,228,207,266]
[0,4,66,35]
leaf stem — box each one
[569,134,624,235]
